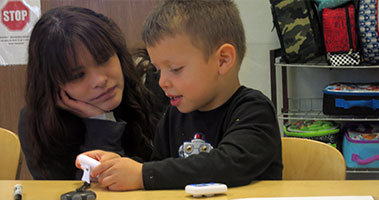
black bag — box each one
[323,82,379,116]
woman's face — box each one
[60,46,125,112]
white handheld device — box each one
[77,154,100,184]
[185,183,227,197]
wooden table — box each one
[1,180,378,200]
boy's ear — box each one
[216,43,236,75]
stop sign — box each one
[1,1,29,31]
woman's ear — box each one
[216,43,236,75]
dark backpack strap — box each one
[345,6,354,51]
[307,0,325,54]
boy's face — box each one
[147,34,223,113]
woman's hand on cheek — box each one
[57,89,104,118]
[94,158,144,191]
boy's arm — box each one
[142,97,282,190]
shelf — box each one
[275,62,379,69]
[279,111,379,121]
[274,56,379,69]
[346,168,379,174]
[278,97,379,121]
[346,168,379,180]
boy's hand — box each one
[92,157,144,191]
[57,90,105,118]
[75,150,121,169]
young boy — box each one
[77,0,282,191]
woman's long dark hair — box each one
[25,6,160,179]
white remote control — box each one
[77,154,100,184]
[78,154,100,168]
[185,183,227,197]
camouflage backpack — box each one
[270,0,324,63]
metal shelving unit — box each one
[270,49,379,114]
[269,49,379,179]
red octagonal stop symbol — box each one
[1,1,30,31]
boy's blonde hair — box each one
[142,0,246,67]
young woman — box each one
[18,6,161,180]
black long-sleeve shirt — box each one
[142,86,283,189]
[18,110,137,180]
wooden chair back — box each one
[281,137,346,180]
[0,128,21,179]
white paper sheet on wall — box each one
[234,196,374,200]
[0,0,41,66]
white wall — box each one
[235,0,279,98]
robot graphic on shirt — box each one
[178,132,213,158]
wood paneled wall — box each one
[1,63,28,180]
[0,0,162,180]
